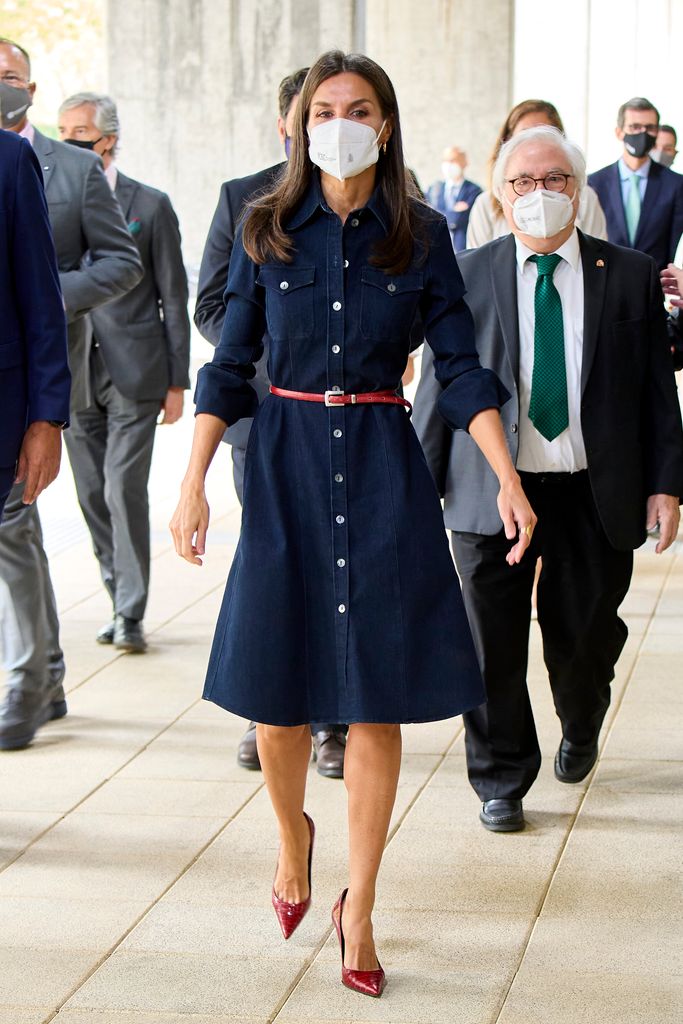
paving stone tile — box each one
[120,900,319,959]
[0,897,148,950]
[64,951,301,1016]
[497,966,683,1023]
[0,1009,52,1024]
[277,960,511,1023]
[54,1013,265,1024]
[591,758,681,793]
[0,948,97,1009]
[0,812,62,868]
[519,914,681,977]
[0,815,227,902]
[73,778,258,818]
[313,909,531,972]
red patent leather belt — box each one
[269,385,411,412]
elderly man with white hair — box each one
[413,125,683,832]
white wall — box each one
[513,0,683,173]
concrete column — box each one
[364,0,514,195]
[107,0,514,264]
[107,0,355,264]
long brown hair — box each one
[242,50,423,275]
[489,99,564,218]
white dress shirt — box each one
[515,229,588,473]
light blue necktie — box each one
[625,174,641,245]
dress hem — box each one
[201,693,485,726]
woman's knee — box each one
[257,723,310,746]
[348,723,401,745]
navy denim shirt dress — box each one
[195,174,509,726]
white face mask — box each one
[505,188,575,239]
[308,117,386,181]
[442,161,464,183]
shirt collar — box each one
[287,170,390,233]
[104,162,118,191]
[18,120,35,145]
[515,227,581,274]
[618,156,651,181]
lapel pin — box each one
[596,259,605,267]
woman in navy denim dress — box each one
[171,51,535,996]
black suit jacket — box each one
[89,171,191,401]
[587,159,683,271]
[412,231,683,551]
[195,162,284,448]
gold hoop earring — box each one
[382,141,387,154]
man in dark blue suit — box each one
[588,97,683,271]
[0,129,70,519]
[425,146,482,252]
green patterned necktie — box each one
[625,173,641,245]
[528,253,569,442]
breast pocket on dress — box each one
[257,266,316,342]
[359,267,423,341]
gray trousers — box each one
[0,481,65,698]
[65,347,160,621]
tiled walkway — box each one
[1,358,681,1023]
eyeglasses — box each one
[0,72,28,85]
[624,123,659,135]
[506,173,574,197]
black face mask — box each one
[623,131,657,159]
[0,80,32,128]
[64,136,103,151]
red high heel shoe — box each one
[271,812,315,939]
[331,888,386,997]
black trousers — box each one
[452,471,633,801]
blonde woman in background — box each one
[466,99,606,248]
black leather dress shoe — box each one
[0,690,52,751]
[479,798,525,832]
[237,721,261,770]
[554,738,598,783]
[312,730,346,778]
[96,620,115,645]
[113,615,147,653]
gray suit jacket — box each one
[413,230,683,550]
[90,172,191,401]
[32,129,143,413]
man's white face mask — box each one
[308,117,386,181]
[505,188,576,239]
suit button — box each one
[511,423,518,433]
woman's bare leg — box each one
[341,723,402,970]
[256,723,312,903]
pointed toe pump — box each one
[332,888,386,997]
[271,812,315,939]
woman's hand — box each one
[497,477,537,566]
[170,481,210,566]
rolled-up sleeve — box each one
[194,227,266,426]
[420,217,510,431]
